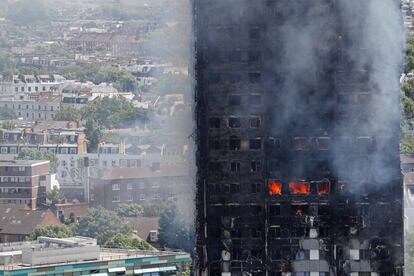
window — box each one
[228,95,241,106]
[228,50,241,62]
[230,162,241,172]
[249,138,261,150]
[209,118,220,128]
[127,194,133,202]
[112,195,120,202]
[230,183,240,193]
[248,72,261,83]
[249,94,261,105]
[1,147,7,154]
[69,148,77,154]
[251,183,261,193]
[249,116,261,128]
[18,166,25,172]
[60,148,68,154]
[251,227,262,238]
[248,51,261,62]
[139,194,145,201]
[152,193,160,200]
[229,138,241,150]
[250,161,261,172]
[127,183,133,190]
[112,184,120,191]
[249,27,261,40]
[209,162,223,172]
[9,147,17,154]
[209,139,220,150]
[228,117,241,128]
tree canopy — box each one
[116,203,144,218]
[7,0,46,25]
[46,186,66,206]
[74,207,132,245]
[17,148,58,173]
[27,224,73,241]
[104,234,153,250]
[54,106,82,122]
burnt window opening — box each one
[228,95,242,106]
[249,138,262,150]
[209,117,221,128]
[228,50,242,62]
[230,162,241,172]
[231,228,242,238]
[228,117,242,128]
[291,204,309,216]
[249,94,262,105]
[319,227,330,238]
[223,73,241,84]
[208,96,223,110]
[338,93,352,104]
[318,205,330,216]
[248,51,261,63]
[229,138,241,150]
[270,204,281,216]
[209,162,223,172]
[249,72,261,84]
[289,181,311,195]
[268,181,282,196]
[268,137,282,150]
[357,93,372,104]
[249,116,261,128]
[270,249,281,260]
[232,248,242,260]
[269,160,280,172]
[357,137,373,153]
[209,140,220,150]
[208,73,221,84]
[250,161,261,172]
[251,183,261,194]
[292,227,306,238]
[316,137,331,150]
[269,227,281,238]
[250,249,262,258]
[250,227,262,238]
[230,183,240,193]
[292,137,308,151]
[250,205,262,215]
[249,27,261,40]
[317,179,331,195]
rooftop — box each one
[0,160,49,167]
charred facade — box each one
[194,0,404,275]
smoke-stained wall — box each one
[194,0,404,275]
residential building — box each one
[0,74,67,96]
[0,160,50,209]
[0,204,60,242]
[90,165,190,210]
[0,96,61,121]
[126,217,160,248]
[194,1,403,275]
[0,236,190,276]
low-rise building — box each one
[0,236,190,275]
[0,204,60,242]
[0,74,67,96]
[0,160,50,209]
[90,165,191,210]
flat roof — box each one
[0,160,49,167]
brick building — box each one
[0,160,50,209]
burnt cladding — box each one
[194,0,404,275]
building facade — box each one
[194,1,404,275]
[0,160,50,209]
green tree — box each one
[1,120,14,130]
[0,107,17,120]
[46,186,66,205]
[7,0,46,25]
[27,224,73,241]
[116,203,144,217]
[54,106,81,121]
[74,207,132,245]
[158,202,194,252]
[104,234,154,250]
[84,119,103,153]
[17,148,58,173]
[406,230,414,275]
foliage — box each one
[84,119,103,153]
[104,234,153,250]
[116,203,144,218]
[54,106,81,122]
[403,95,414,120]
[149,74,192,97]
[7,0,46,25]
[74,207,132,245]
[17,148,58,173]
[46,186,66,205]
[0,51,16,75]
[81,96,144,129]
[158,202,194,252]
[0,107,17,120]
[1,120,14,130]
[407,36,414,73]
[26,224,73,241]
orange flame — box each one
[289,181,310,195]
[268,181,282,195]
[317,179,330,195]
[295,209,303,216]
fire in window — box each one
[317,179,331,195]
[291,204,309,216]
[289,181,310,195]
[268,180,282,195]
[228,117,241,128]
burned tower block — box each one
[194,0,404,275]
